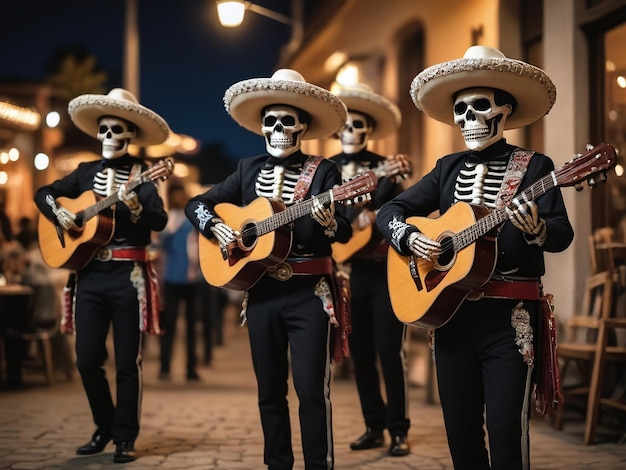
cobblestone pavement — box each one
[1,308,625,470]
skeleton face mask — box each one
[339,111,372,154]
[261,105,307,158]
[97,116,136,159]
[453,88,512,151]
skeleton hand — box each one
[407,231,441,261]
[311,195,338,237]
[356,209,375,230]
[210,221,237,259]
[506,195,547,245]
[118,183,143,222]
[56,207,83,231]
[384,153,412,181]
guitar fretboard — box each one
[80,175,148,222]
[256,192,332,236]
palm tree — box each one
[45,46,109,100]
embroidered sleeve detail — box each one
[388,215,412,252]
[195,203,213,231]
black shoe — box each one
[158,371,170,381]
[113,441,136,463]
[350,428,384,450]
[389,435,411,457]
[186,371,200,381]
[76,430,112,455]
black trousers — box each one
[159,282,198,375]
[434,298,537,470]
[246,275,334,470]
[348,259,409,436]
[74,261,143,444]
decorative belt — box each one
[267,257,334,281]
[468,280,541,301]
[95,247,149,262]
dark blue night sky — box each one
[0,0,293,163]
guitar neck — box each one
[80,176,146,222]
[255,191,332,236]
[453,171,557,251]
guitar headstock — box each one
[147,157,175,182]
[555,143,618,190]
[333,170,378,205]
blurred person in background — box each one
[0,197,13,245]
[158,181,201,382]
[15,216,38,251]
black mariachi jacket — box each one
[34,155,167,250]
[329,149,405,259]
[376,140,574,278]
[185,151,352,258]
[329,149,404,211]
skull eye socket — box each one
[98,125,126,134]
[263,116,278,127]
[473,98,491,111]
[280,115,296,126]
[454,102,468,115]
[263,115,297,127]
[351,119,365,129]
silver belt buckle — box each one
[96,247,112,262]
[268,262,293,281]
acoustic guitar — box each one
[199,171,378,290]
[387,143,618,329]
[331,154,412,263]
[38,158,174,270]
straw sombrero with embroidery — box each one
[223,69,348,140]
[332,82,401,139]
[68,88,170,146]
[410,45,557,129]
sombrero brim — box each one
[336,91,401,139]
[224,78,347,140]
[410,57,556,129]
[68,95,170,146]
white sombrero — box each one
[68,88,170,146]
[223,69,348,140]
[410,45,556,129]
[333,82,401,139]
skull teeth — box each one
[270,139,293,149]
[461,127,490,141]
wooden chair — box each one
[553,270,626,444]
[17,323,58,384]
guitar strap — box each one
[494,148,535,209]
[493,149,564,416]
[293,155,324,202]
[292,155,352,363]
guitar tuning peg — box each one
[599,172,608,182]
[587,177,597,188]
[586,143,594,151]
[575,183,583,192]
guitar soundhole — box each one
[238,222,258,251]
[434,235,455,271]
